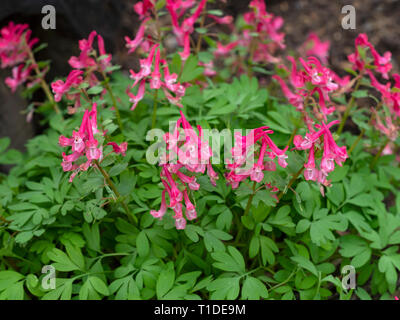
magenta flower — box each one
[68,31,112,73]
[294,120,348,190]
[0,22,38,68]
[225,127,286,190]
[214,41,239,57]
[59,103,123,182]
[125,18,150,54]
[127,79,146,110]
[5,64,34,92]
[107,142,128,156]
[299,33,330,64]
[208,15,233,25]
[178,32,191,61]
[133,0,155,20]
[51,70,84,102]
[150,47,162,89]
[150,110,217,229]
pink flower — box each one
[125,18,149,54]
[127,79,146,110]
[68,31,112,72]
[181,0,207,34]
[272,75,304,111]
[51,70,83,102]
[304,146,318,181]
[225,127,286,189]
[0,22,38,68]
[178,32,191,61]
[134,0,155,20]
[299,33,330,64]
[208,15,233,25]
[214,41,239,57]
[107,142,128,156]
[150,190,167,219]
[59,103,114,182]
[97,34,112,71]
[183,189,197,220]
[5,64,33,92]
[150,47,162,89]
[69,31,97,69]
[294,120,347,188]
[150,110,217,229]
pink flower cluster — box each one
[294,120,348,189]
[225,127,288,190]
[51,31,112,113]
[241,0,285,63]
[298,33,330,65]
[69,30,112,73]
[348,33,392,79]
[347,34,399,142]
[166,0,207,49]
[150,110,217,229]
[126,0,208,62]
[273,56,349,119]
[127,44,188,110]
[211,0,285,66]
[59,103,126,182]
[0,22,39,92]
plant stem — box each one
[100,71,124,132]
[26,45,62,116]
[235,181,257,244]
[243,181,257,217]
[247,38,257,78]
[287,126,298,147]
[370,137,390,170]
[195,2,207,55]
[348,128,365,155]
[337,76,362,135]
[348,102,381,155]
[151,90,158,129]
[94,160,137,225]
[269,267,298,292]
[277,166,304,201]
[0,215,9,224]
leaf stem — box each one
[337,75,362,135]
[25,43,62,116]
[370,136,390,170]
[235,181,257,244]
[269,267,298,291]
[100,70,124,132]
[94,160,137,225]
[151,89,159,129]
[277,166,304,201]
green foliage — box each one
[0,11,399,302]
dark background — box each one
[0,0,399,164]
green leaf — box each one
[136,231,150,257]
[156,264,175,299]
[47,248,83,272]
[207,277,240,300]
[0,271,25,300]
[109,163,128,177]
[242,276,268,300]
[211,246,245,274]
[87,85,104,95]
[291,256,318,277]
[89,276,110,296]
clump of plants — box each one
[0,0,399,300]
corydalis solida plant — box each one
[59,103,126,182]
[0,21,61,116]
